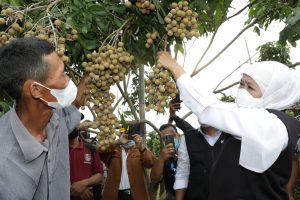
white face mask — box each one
[174,138,181,150]
[121,140,135,149]
[235,89,263,108]
[35,80,77,109]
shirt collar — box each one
[46,111,59,143]
[9,104,50,162]
[198,127,222,146]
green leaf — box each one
[81,25,88,34]
[88,4,107,16]
[73,0,84,8]
[66,17,80,30]
[8,0,25,6]
[114,19,124,27]
[120,113,129,129]
[67,4,80,12]
[77,35,98,50]
[214,6,223,26]
[0,101,10,113]
[108,5,125,14]
[286,7,300,26]
[90,9,106,16]
[174,42,184,54]
[253,26,261,36]
[156,12,165,25]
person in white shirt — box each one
[150,123,180,200]
[157,51,300,200]
[169,102,227,200]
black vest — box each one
[208,109,300,200]
[185,129,229,200]
[163,158,177,195]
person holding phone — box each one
[168,101,229,200]
[100,126,155,200]
[150,124,181,200]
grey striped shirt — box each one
[0,105,81,200]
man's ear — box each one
[24,80,43,99]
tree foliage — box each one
[247,0,300,46]
[1,0,300,141]
[0,0,233,119]
[257,41,291,65]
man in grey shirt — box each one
[0,38,86,199]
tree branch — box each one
[87,104,96,120]
[192,27,219,74]
[117,82,139,121]
[191,18,258,77]
[127,119,160,135]
[289,62,300,68]
[244,39,252,64]
[214,81,239,94]
[225,1,257,21]
[46,0,62,47]
[213,52,258,92]
[113,96,124,111]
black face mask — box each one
[69,129,79,140]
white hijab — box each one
[238,61,300,172]
[242,61,300,110]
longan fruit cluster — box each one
[125,0,156,14]
[0,7,78,63]
[83,42,134,146]
[0,7,24,47]
[83,42,134,92]
[97,133,117,151]
[164,1,200,39]
[145,63,178,113]
[88,90,120,151]
[145,31,158,48]
[136,0,156,14]
[1,7,23,22]
[0,32,13,47]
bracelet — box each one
[140,147,147,154]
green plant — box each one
[146,130,161,157]
[257,41,291,65]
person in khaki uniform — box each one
[100,129,155,200]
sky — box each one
[81,0,300,135]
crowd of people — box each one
[1,37,300,200]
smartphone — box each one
[127,123,144,140]
[164,135,176,159]
[170,93,181,104]
[164,135,175,147]
[174,93,181,103]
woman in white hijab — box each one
[157,51,300,200]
